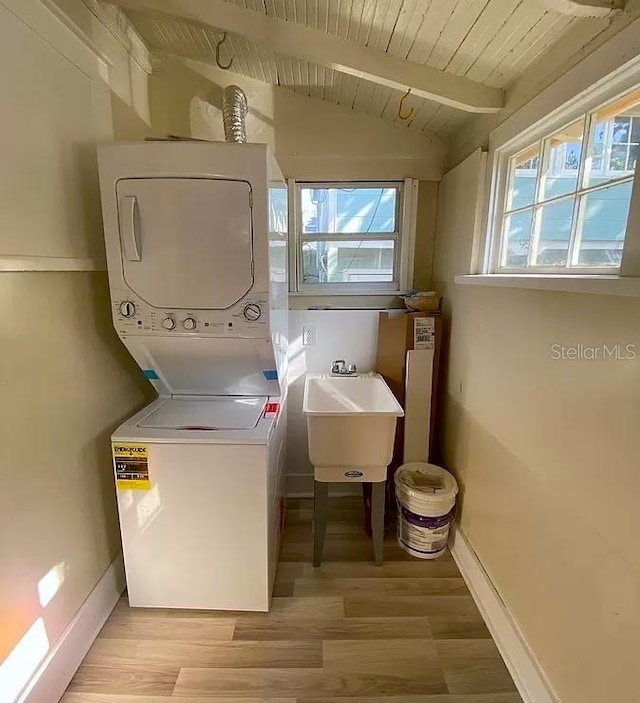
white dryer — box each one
[98,141,288,611]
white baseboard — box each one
[19,554,126,703]
[449,526,559,703]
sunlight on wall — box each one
[287,333,306,385]
[0,618,49,703]
[37,563,67,608]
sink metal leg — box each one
[371,480,385,566]
[313,480,329,567]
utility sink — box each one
[303,373,404,482]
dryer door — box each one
[115,178,253,310]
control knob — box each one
[162,317,175,330]
[183,317,197,331]
[119,301,136,318]
[243,303,262,321]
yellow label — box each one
[112,443,150,490]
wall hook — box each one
[215,32,233,70]
[398,88,414,121]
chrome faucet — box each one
[331,359,357,376]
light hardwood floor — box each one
[62,497,523,702]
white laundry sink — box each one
[303,373,404,482]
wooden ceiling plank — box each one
[346,0,366,43]
[356,0,380,47]
[326,0,340,36]
[444,0,520,76]
[273,0,287,21]
[485,12,574,87]
[114,0,504,112]
[378,0,405,53]
[264,0,277,19]
[427,0,490,71]
[386,0,434,60]
[308,60,322,99]
[336,0,350,39]
[406,0,458,65]
[338,72,359,108]
[465,1,547,83]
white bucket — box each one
[394,463,458,559]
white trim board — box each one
[455,273,640,297]
[0,257,106,272]
[18,554,125,703]
[449,525,559,703]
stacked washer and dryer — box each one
[98,138,288,612]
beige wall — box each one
[149,54,446,181]
[0,272,150,663]
[0,0,153,693]
[434,103,640,703]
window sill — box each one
[454,274,640,297]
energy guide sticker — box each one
[112,443,150,490]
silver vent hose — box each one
[222,85,248,143]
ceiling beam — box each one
[111,0,504,114]
[541,0,625,17]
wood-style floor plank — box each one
[427,614,492,640]
[298,693,522,703]
[63,496,522,702]
[63,696,296,703]
[97,615,235,641]
[436,639,519,695]
[279,538,416,562]
[62,694,522,703]
[297,695,524,703]
[294,576,469,596]
[82,638,323,668]
[323,639,444,678]
[301,560,461,578]
[66,664,179,695]
[233,615,436,641]
[344,594,481,618]
[173,667,449,697]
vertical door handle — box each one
[119,195,141,261]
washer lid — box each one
[137,396,266,431]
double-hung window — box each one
[290,181,415,294]
[491,87,640,273]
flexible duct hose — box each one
[222,85,248,143]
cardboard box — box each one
[375,310,442,464]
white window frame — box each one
[485,84,640,277]
[288,179,417,295]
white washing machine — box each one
[98,141,288,611]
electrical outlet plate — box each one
[302,324,316,346]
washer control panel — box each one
[111,292,269,337]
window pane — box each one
[301,240,395,284]
[609,145,628,171]
[502,209,533,267]
[576,181,631,266]
[586,89,640,187]
[300,186,397,234]
[540,120,584,201]
[534,197,576,267]
[506,145,539,210]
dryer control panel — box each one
[110,289,270,338]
